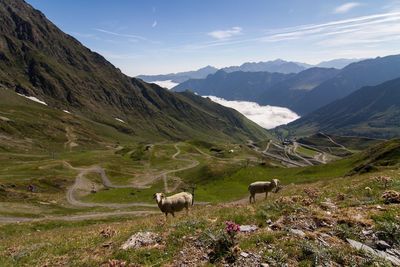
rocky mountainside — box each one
[0,0,270,142]
[281,77,400,139]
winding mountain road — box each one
[0,143,208,223]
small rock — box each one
[387,249,400,257]
[240,252,249,258]
[102,242,112,248]
[376,240,391,250]
[266,219,272,225]
[362,229,373,236]
[347,239,400,266]
[319,233,331,238]
[289,229,306,237]
[121,232,160,250]
[261,263,269,267]
[240,225,258,233]
[320,201,337,210]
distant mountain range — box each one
[173,70,293,102]
[316,58,361,69]
[172,67,340,112]
[137,59,361,86]
[0,0,270,142]
[220,59,308,74]
[281,77,400,139]
[137,66,218,84]
[173,55,400,117]
[293,55,400,114]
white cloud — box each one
[333,2,362,14]
[151,80,179,89]
[208,27,242,40]
[205,96,300,129]
[152,21,157,28]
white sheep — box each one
[153,192,193,217]
[248,179,280,203]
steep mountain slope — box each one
[136,65,218,84]
[293,55,400,114]
[0,0,270,143]
[172,70,292,102]
[258,67,340,109]
[282,78,400,139]
[221,59,308,74]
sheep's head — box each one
[153,193,165,203]
[272,179,281,193]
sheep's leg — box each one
[249,194,255,204]
[265,191,269,199]
[171,212,175,217]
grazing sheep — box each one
[248,179,280,203]
[153,192,193,217]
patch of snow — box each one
[115,118,126,123]
[63,110,71,114]
[204,95,300,129]
[17,93,47,106]
[0,116,10,121]
[152,80,179,89]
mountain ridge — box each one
[280,77,400,139]
[0,0,270,143]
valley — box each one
[0,0,400,266]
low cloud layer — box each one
[152,80,179,89]
[205,96,300,129]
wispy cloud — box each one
[152,21,157,28]
[95,28,148,41]
[208,27,242,40]
[333,2,362,14]
[181,11,400,53]
[205,96,299,129]
[97,50,143,60]
[256,11,400,50]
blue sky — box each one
[26,0,400,76]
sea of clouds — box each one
[205,96,300,129]
[152,80,179,89]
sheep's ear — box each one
[152,193,157,199]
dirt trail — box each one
[65,143,205,209]
[0,143,208,223]
[292,142,313,166]
[319,132,352,153]
[64,126,78,150]
[0,210,158,224]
